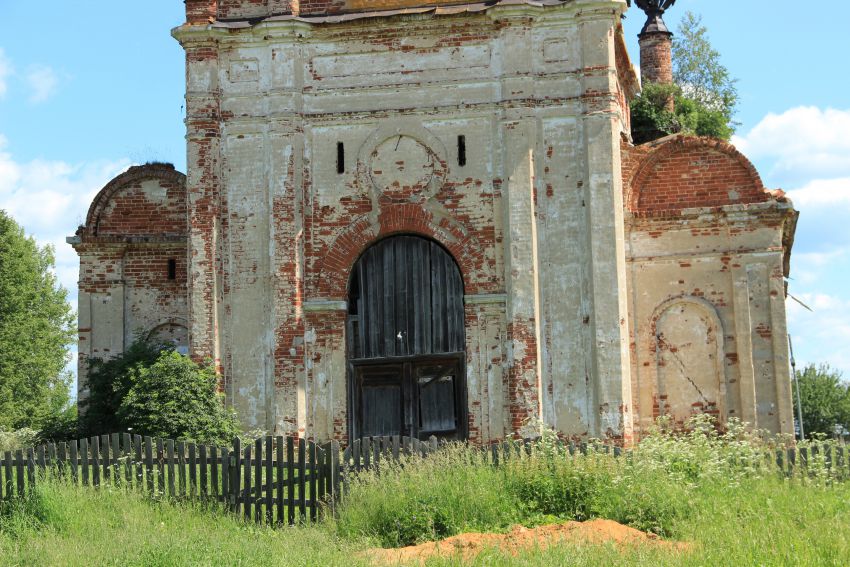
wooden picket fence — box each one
[0,433,341,525]
[2,434,848,526]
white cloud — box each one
[25,64,59,103]
[787,291,850,376]
[0,134,130,300]
[733,107,850,186]
[785,177,850,207]
[0,48,11,98]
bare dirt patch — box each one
[369,519,691,565]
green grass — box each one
[0,481,366,567]
[420,477,850,566]
[2,418,848,566]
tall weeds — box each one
[334,416,849,547]
[333,445,522,547]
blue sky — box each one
[1,1,848,381]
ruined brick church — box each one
[69,0,798,444]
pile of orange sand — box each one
[369,519,690,565]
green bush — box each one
[35,405,79,444]
[118,351,239,445]
[630,82,733,144]
[0,427,38,453]
[64,339,242,445]
[78,338,165,437]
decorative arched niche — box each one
[147,320,189,354]
[652,297,726,425]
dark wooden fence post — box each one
[143,436,153,493]
[254,438,262,524]
[188,443,197,499]
[309,441,318,522]
[264,436,273,525]
[297,439,306,521]
[200,444,209,503]
[3,451,12,498]
[243,442,252,522]
[210,445,219,503]
[219,446,228,505]
[122,433,132,487]
[275,436,284,525]
[156,438,165,495]
[330,440,340,515]
[91,437,101,488]
[230,437,241,515]
[286,437,295,525]
[167,439,176,498]
[177,441,186,498]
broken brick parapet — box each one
[81,164,186,238]
[623,135,769,215]
[203,0,582,22]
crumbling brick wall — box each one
[70,164,189,400]
[173,1,636,442]
[622,135,796,436]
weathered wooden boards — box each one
[347,235,468,441]
[0,433,341,526]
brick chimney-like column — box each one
[635,1,676,111]
[639,32,673,86]
[185,0,217,24]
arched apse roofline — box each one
[625,134,770,213]
[83,163,186,236]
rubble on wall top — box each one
[210,0,574,28]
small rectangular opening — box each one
[167,259,177,280]
[457,135,466,167]
[337,142,345,174]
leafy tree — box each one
[672,12,739,124]
[631,11,738,143]
[0,210,75,431]
[792,364,850,438]
[118,351,239,445]
[78,337,164,437]
[78,339,239,445]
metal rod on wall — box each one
[789,335,804,441]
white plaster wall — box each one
[177,1,634,439]
[627,206,795,435]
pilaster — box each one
[577,5,633,441]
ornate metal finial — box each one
[634,0,676,36]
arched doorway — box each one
[346,235,467,441]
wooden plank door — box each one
[347,235,467,441]
[353,364,407,438]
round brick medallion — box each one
[369,135,436,199]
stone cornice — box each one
[68,235,187,251]
[625,200,796,230]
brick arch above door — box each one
[314,203,495,300]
